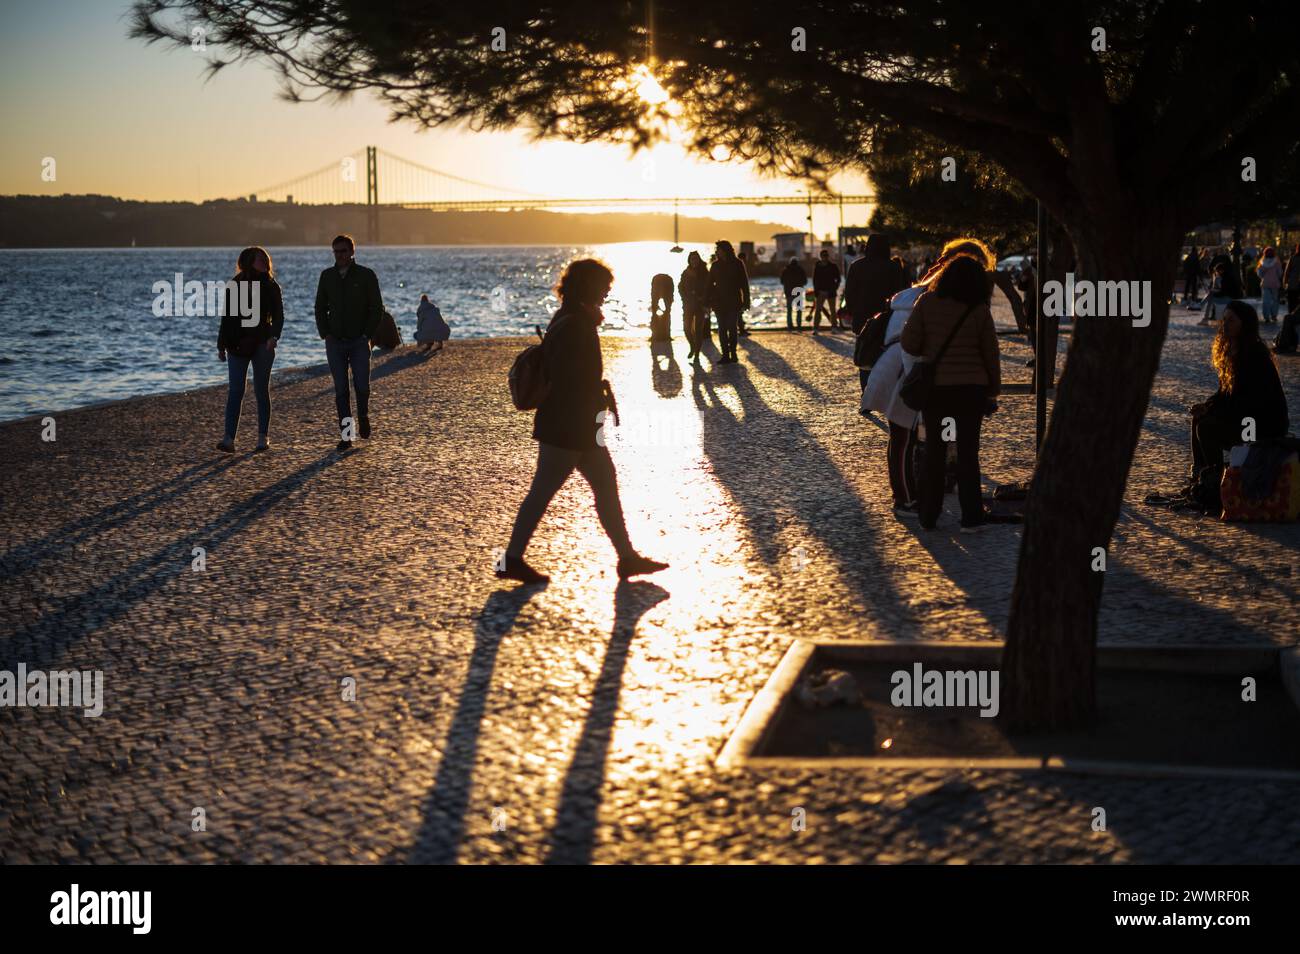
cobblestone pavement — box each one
[2,305,1298,864]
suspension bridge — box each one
[238,146,874,244]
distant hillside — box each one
[0,195,792,248]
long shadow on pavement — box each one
[0,455,242,580]
[691,362,915,639]
[0,452,342,673]
[403,584,545,864]
[739,335,838,403]
[545,580,669,864]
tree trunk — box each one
[999,216,1184,731]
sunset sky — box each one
[0,1,873,236]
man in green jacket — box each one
[315,234,384,449]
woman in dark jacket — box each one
[497,259,669,584]
[900,255,1004,532]
[1189,299,1289,483]
[216,246,284,452]
[679,251,710,361]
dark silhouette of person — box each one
[1181,245,1201,304]
[650,273,674,342]
[497,258,669,584]
[216,245,284,453]
[781,257,807,330]
[709,241,750,364]
[679,251,711,361]
[735,251,752,336]
[844,233,909,386]
[811,249,842,332]
[900,255,1003,532]
[315,233,384,450]
[845,233,908,336]
[1285,243,1300,315]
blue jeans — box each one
[224,341,274,439]
[325,335,371,424]
[1262,287,1279,321]
[785,291,803,329]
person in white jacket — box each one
[861,238,997,514]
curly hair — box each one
[932,253,993,306]
[554,258,614,305]
[938,236,997,271]
[918,236,997,287]
[1211,300,1263,393]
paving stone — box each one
[1,315,1298,863]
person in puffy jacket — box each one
[497,258,669,585]
[900,254,1002,533]
[863,238,991,512]
[415,294,450,353]
[1256,247,1283,324]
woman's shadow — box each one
[545,580,668,864]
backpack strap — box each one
[931,303,979,367]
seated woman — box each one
[1189,299,1289,487]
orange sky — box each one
[0,1,872,236]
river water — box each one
[0,241,805,419]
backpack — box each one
[853,309,890,368]
[508,325,550,411]
[372,310,402,350]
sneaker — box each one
[359,417,372,439]
[216,438,235,453]
[617,554,669,579]
[893,502,919,518]
[336,439,353,452]
[255,436,269,452]
[494,554,549,584]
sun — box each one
[632,64,670,106]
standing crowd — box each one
[208,227,1295,584]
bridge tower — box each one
[366,146,379,245]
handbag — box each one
[853,309,890,368]
[898,302,977,411]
